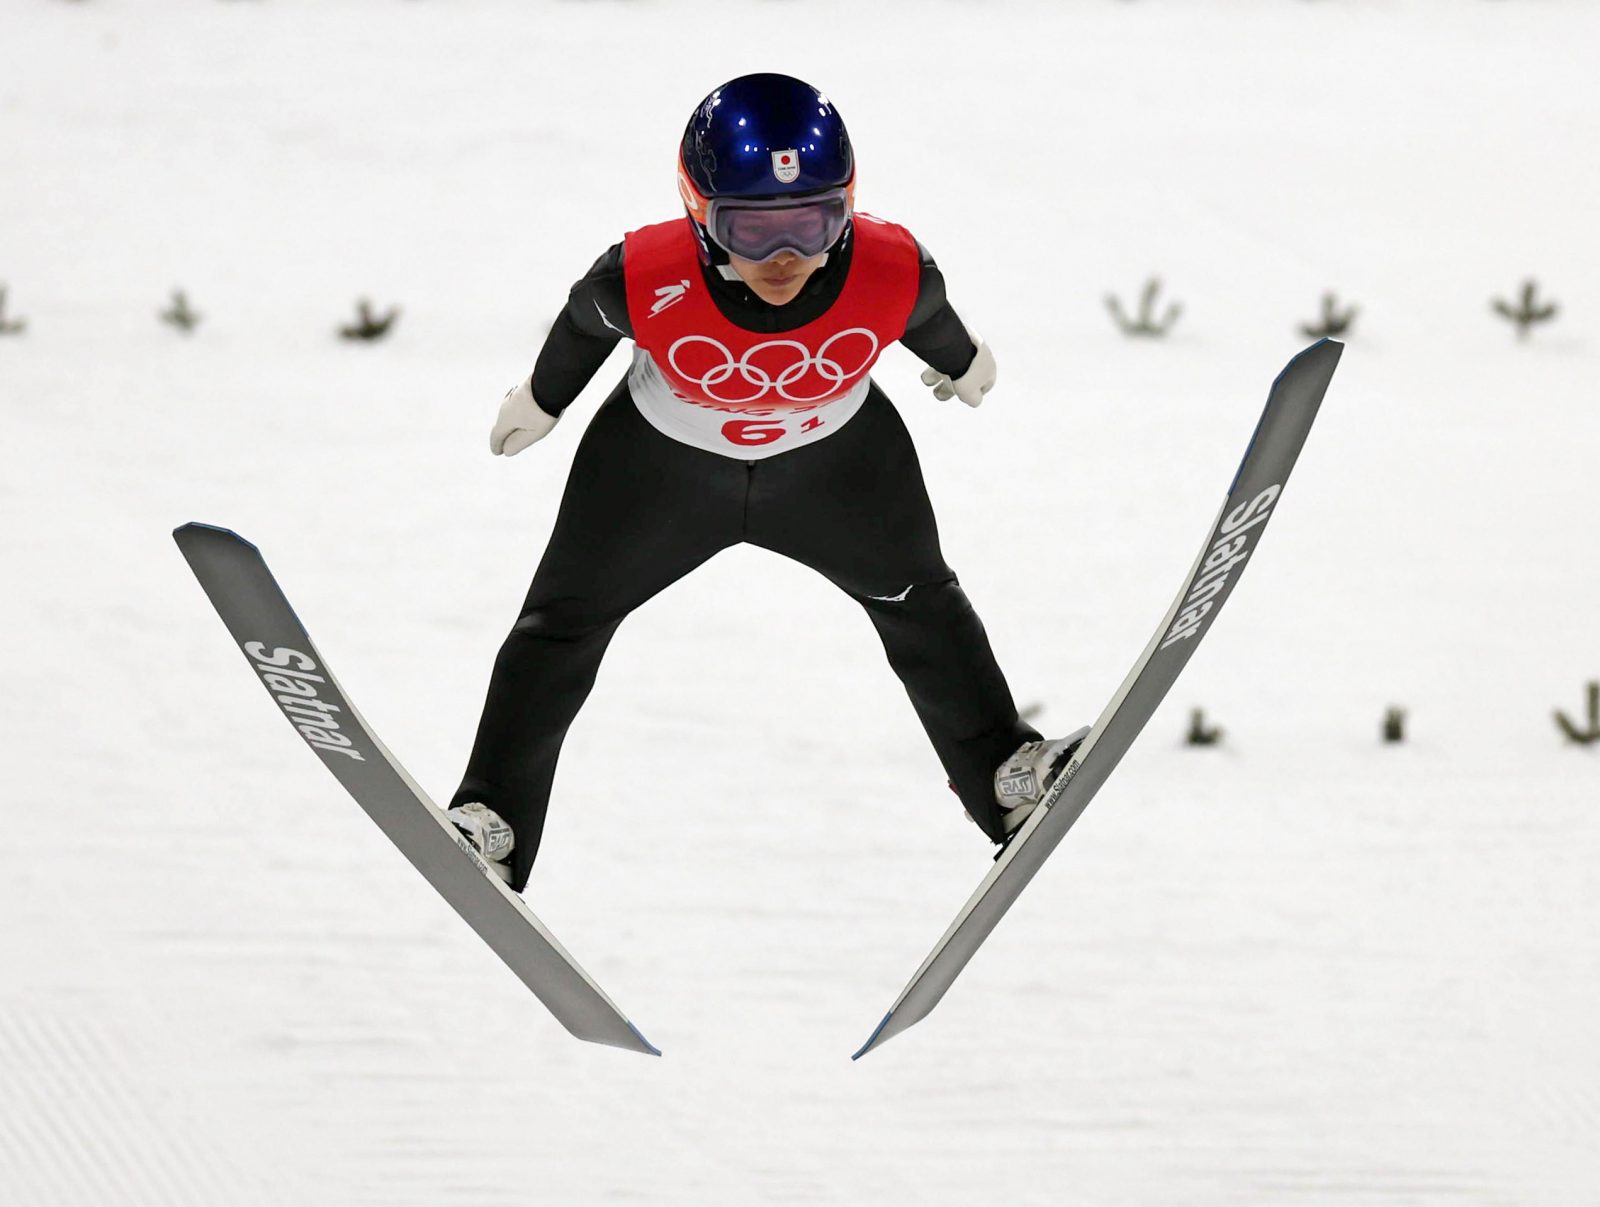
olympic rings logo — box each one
[666,329,880,405]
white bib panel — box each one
[627,348,872,460]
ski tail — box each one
[174,523,658,1055]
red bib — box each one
[621,215,920,458]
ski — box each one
[174,523,658,1056]
[854,339,1343,1059]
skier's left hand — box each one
[920,337,996,408]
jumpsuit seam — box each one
[741,460,757,541]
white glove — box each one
[489,376,559,456]
[920,337,996,408]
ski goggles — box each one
[703,189,852,262]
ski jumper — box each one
[454,216,1038,889]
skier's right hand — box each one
[489,377,560,456]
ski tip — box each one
[851,1011,895,1061]
[1282,337,1344,380]
[172,522,259,554]
[627,1022,663,1057]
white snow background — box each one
[2,1,1597,1204]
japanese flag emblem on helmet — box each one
[771,150,800,183]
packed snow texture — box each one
[3,2,1597,1204]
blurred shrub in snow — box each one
[0,286,25,336]
[1554,682,1600,745]
[1301,292,1358,339]
[1492,278,1559,340]
[339,298,401,342]
[1186,707,1222,746]
[160,290,202,334]
[1106,276,1182,338]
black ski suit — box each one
[455,228,1038,889]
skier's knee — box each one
[857,576,968,618]
[510,597,617,643]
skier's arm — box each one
[900,247,976,378]
[529,244,632,416]
[491,245,632,457]
[902,242,997,409]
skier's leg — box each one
[745,386,1038,840]
[852,586,1040,840]
[455,383,744,887]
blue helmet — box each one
[678,73,856,263]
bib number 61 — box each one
[721,419,788,447]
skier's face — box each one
[728,250,825,306]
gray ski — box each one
[854,339,1343,1059]
[174,523,658,1056]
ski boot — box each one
[446,801,515,884]
[994,726,1090,837]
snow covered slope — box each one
[2,2,1596,1204]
